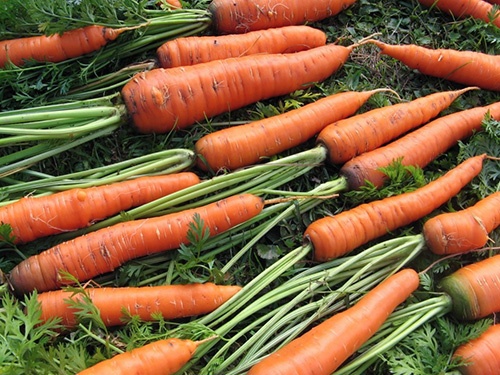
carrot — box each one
[208,0,360,34]
[159,0,183,8]
[0,172,200,244]
[7,194,264,295]
[122,43,353,133]
[340,100,500,190]
[304,154,487,262]
[37,283,241,328]
[317,87,477,165]
[369,40,500,91]
[416,0,500,28]
[423,191,500,255]
[452,324,500,375]
[77,337,207,375]
[156,25,327,68]
[0,24,141,68]
[247,268,420,375]
[194,89,387,172]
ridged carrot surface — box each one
[305,154,487,261]
[340,100,500,190]
[37,283,241,327]
[0,173,200,244]
[247,269,420,375]
[122,43,352,133]
[208,0,360,34]
[317,87,476,165]
[194,89,385,172]
[8,194,264,295]
[370,40,500,91]
[157,25,327,68]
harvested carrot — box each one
[340,100,500,190]
[305,154,487,262]
[122,43,353,133]
[8,194,264,295]
[423,191,500,255]
[369,40,500,91]
[208,0,360,34]
[0,172,200,244]
[194,89,387,172]
[452,324,500,375]
[417,0,500,28]
[317,87,477,165]
[247,268,420,375]
[160,0,182,8]
[157,25,327,68]
[77,337,206,375]
[0,24,140,68]
[37,283,241,327]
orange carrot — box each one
[208,0,360,34]
[417,0,500,28]
[37,282,241,327]
[0,25,139,68]
[159,0,182,8]
[194,89,387,172]
[247,268,420,375]
[452,324,500,375]
[122,43,353,133]
[0,172,200,244]
[77,337,205,375]
[305,154,487,262]
[8,194,264,295]
[423,191,500,255]
[340,100,500,190]
[369,40,500,91]
[439,254,500,320]
[156,25,327,68]
[317,87,477,165]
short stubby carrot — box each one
[423,191,500,255]
[122,43,353,133]
[452,324,500,375]
[37,283,241,327]
[0,25,136,68]
[8,194,264,295]
[340,100,500,190]
[77,337,204,375]
[208,0,360,34]
[317,87,477,165]
[439,254,500,320]
[247,269,420,375]
[417,0,500,28]
[194,89,386,172]
[305,154,487,261]
[369,40,500,91]
[157,25,327,68]
[0,172,200,244]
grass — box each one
[1,0,500,374]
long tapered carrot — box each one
[0,172,200,244]
[8,194,264,295]
[316,87,477,165]
[37,283,241,327]
[452,324,500,375]
[305,154,487,262]
[208,0,360,34]
[121,43,353,134]
[0,24,141,68]
[77,337,207,375]
[369,40,500,91]
[423,191,500,255]
[417,0,500,28]
[340,100,500,190]
[247,268,420,375]
[194,89,388,172]
[157,25,327,68]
